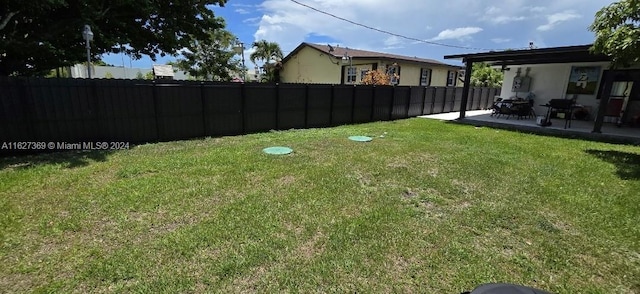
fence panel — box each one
[353,86,374,123]
[471,87,482,110]
[408,87,425,117]
[391,86,410,119]
[480,87,491,110]
[97,80,156,142]
[372,86,393,121]
[244,84,277,133]
[432,87,447,113]
[306,85,332,127]
[332,85,354,126]
[203,83,243,136]
[423,87,436,115]
[28,78,94,142]
[453,87,463,112]
[155,82,204,141]
[0,78,31,143]
[0,77,501,156]
[278,84,306,129]
[443,87,456,112]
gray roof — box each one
[283,42,462,68]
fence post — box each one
[304,84,309,129]
[421,87,427,115]
[450,87,457,112]
[370,86,376,121]
[152,80,161,141]
[275,83,280,130]
[405,87,411,118]
[350,84,356,123]
[430,87,436,114]
[439,87,448,113]
[17,78,36,141]
[241,82,246,133]
[200,82,206,137]
[389,86,395,120]
[329,84,334,126]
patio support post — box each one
[592,71,613,133]
[459,59,473,119]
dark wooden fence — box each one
[0,77,500,155]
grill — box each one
[543,99,576,129]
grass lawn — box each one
[1,118,639,293]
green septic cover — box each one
[263,146,293,155]
[348,136,373,142]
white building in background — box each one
[69,64,191,80]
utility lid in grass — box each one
[263,146,293,155]
[348,136,373,142]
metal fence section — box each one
[0,77,500,155]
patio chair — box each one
[513,102,534,120]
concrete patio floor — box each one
[420,110,640,145]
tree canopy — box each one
[589,0,640,68]
[173,27,242,81]
[470,62,504,88]
[0,0,228,76]
[249,40,284,83]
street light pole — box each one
[233,38,246,82]
[82,25,94,79]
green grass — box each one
[1,118,639,293]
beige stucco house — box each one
[281,43,463,86]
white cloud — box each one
[248,0,607,66]
[383,36,402,47]
[430,27,483,41]
[537,10,581,31]
[243,17,261,24]
[485,6,501,15]
[235,8,250,14]
[491,38,512,44]
[527,6,546,13]
[491,16,526,24]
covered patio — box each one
[444,45,640,141]
[421,110,640,144]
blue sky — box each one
[102,0,617,69]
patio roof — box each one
[444,44,611,66]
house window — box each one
[386,64,400,85]
[447,70,457,86]
[420,68,432,86]
[360,69,369,81]
[347,67,357,83]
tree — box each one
[250,40,283,82]
[361,70,392,85]
[589,0,640,68]
[470,62,504,87]
[173,27,241,81]
[0,0,228,76]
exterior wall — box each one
[499,61,611,118]
[281,46,461,86]
[280,46,342,83]
[432,66,457,87]
[341,62,375,84]
[71,65,190,80]
[379,62,458,87]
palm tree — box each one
[250,40,283,82]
